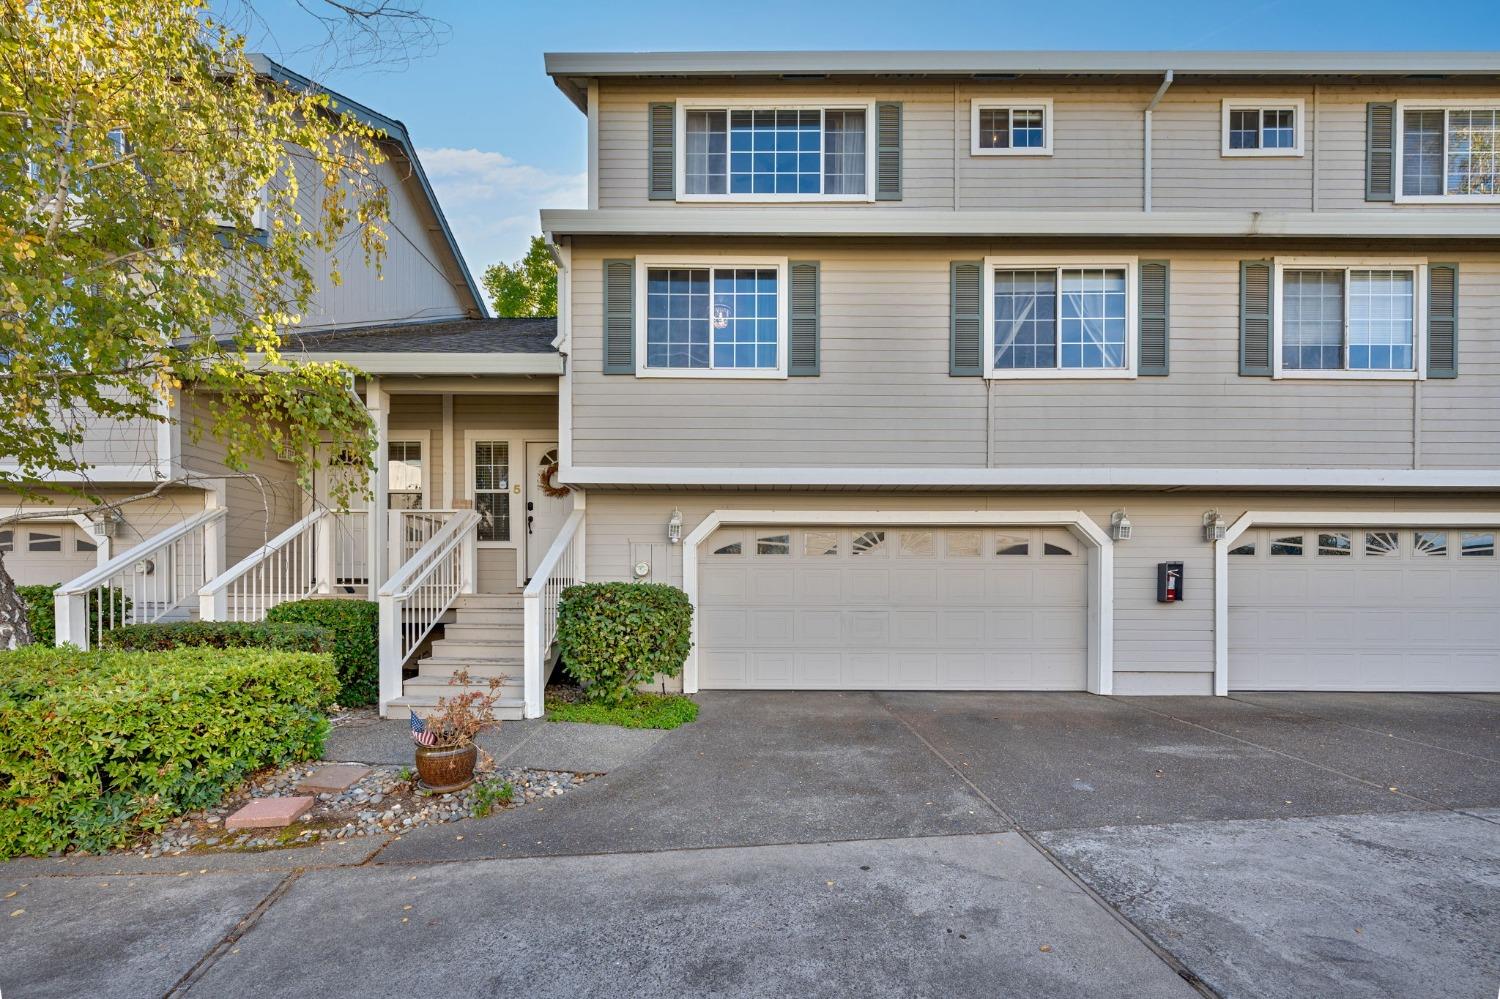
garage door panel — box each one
[892,569,939,603]
[701,608,748,643]
[796,653,842,686]
[940,568,989,603]
[846,652,891,686]
[749,568,795,601]
[890,653,939,687]
[844,611,889,644]
[1034,569,1084,603]
[1231,525,1500,692]
[891,610,937,644]
[946,610,986,643]
[700,651,748,687]
[750,652,793,686]
[845,570,891,602]
[796,568,843,601]
[797,610,842,644]
[701,568,748,602]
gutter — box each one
[1143,70,1174,213]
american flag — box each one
[410,713,437,747]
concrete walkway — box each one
[4,691,1497,998]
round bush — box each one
[556,583,692,705]
[265,599,379,706]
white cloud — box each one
[416,147,585,285]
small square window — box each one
[1270,534,1304,556]
[1364,531,1401,557]
[1414,531,1448,557]
[973,102,1052,155]
[898,531,934,558]
[851,530,886,556]
[711,532,743,556]
[995,533,1029,556]
[28,530,61,553]
[1229,541,1256,556]
[756,533,790,556]
[1317,532,1352,556]
[803,530,838,557]
[1223,102,1302,156]
[1460,531,1495,557]
[946,531,982,558]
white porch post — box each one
[365,379,389,594]
[315,513,335,595]
[53,589,89,649]
[202,483,225,583]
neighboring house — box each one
[536,50,1500,702]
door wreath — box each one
[538,451,569,498]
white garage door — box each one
[2,523,100,587]
[1229,526,1500,691]
[698,525,1088,690]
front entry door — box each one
[525,443,567,579]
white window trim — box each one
[386,432,431,509]
[675,99,877,204]
[1220,98,1305,157]
[1271,256,1427,382]
[1394,100,1500,204]
[634,254,789,380]
[970,99,1055,157]
[463,429,521,550]
[982,254,1139,380]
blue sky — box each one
[230,0,1497,278]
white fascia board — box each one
[248,352,564,376]
[0,465,171,485]
[562,465,1500,490]
[539,208,1500,241]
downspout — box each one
[1143,70,1174,212]
[544,232,574,478]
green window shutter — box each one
[1239,260,1273,377]
[602,258,635,374]
[950,261,983,377]
[1138,260,1170,376]
[1428,263,1458,378]
[648,102,675,201]
[788,261,820,376]
[1366,101,1396,202]
[875,101,902,201]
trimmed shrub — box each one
[556,583,692,705]
[0,645,337,858]
[103,620,332,654]
[265,599,379,706]
[14,583,130,647]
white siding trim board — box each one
[681,508,1115,696]
[1213,509,1500,695]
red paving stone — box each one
[297,764,371,794]
[224,796,314,830]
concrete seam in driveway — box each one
[1115,696,1495,823]
[1224,693,1500,764]
[873,693,1222,999]
[164,869,302,998]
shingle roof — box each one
[282,317,558,355]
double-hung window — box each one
[471,440,510,542]
[636,257,788,378]
[983,258,1137,379]
[971,100,1053,155]
[1398,103,1500,201]
[681,104,871,200]
[1274,260,1424,378]
[1221,100,1303,156]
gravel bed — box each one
[131,762,597,857]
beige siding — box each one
[567,240,1500,471]
[593,78,1500,214]
[580,489,1500,695]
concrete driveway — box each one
[4,692,1497,998]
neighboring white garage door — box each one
[1229,526,1500,691]
[697,525,1088,690]
[1,523,100,587]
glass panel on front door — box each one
[474,441,510,542]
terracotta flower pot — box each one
[414,743,478,794]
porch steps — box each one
[388,591,528,721]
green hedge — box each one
[103,620,332,654]
[0,645,337,858]
[556,583,693,705]
[265,599,378,706]
[15,583,130,647]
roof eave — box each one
[249,351,564,375]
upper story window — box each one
[680,104,870,201]
[1398,103,1500,201]
[971,100,1053,156]
[636,256,787,378]
[983,257,1137,379]
[1274,260,1424,379]
[1221,100,1303,157]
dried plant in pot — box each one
[409,669,505,793]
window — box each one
[711,536,743,556]
[986,260,1135,378]
[1221,101,1303,156]
[1460,531,1495,557]
[472,441,510,543]
[756,533,790,556]
[1414,531,1448,557]
[638,260,786,377]
[803,531,839,557]
[972,101,1053,155]
[1317,532,1352,556]
[1365,531,1401,557]
[995,534,1029,556]
[76,534,97,553]
[388,440,424,510]
[27,530,60,553]
[1270,534,1304,556]
[851,530,886,556]
[946,531,982,558]
[682,105,869,199]
[1229,540,1257,556]
[898,531,934,558]
[1277,263,1419,376]
[1398,104,1500,200]
[1041,530,1076,557]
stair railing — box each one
[199,508,331,622]
[521,507,585,719]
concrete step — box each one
[441,622,523,641]
[426,640,523,661]
[385,694,524,721]
[416,659,518,680]
[453,593,523,610]
[404,674,523,695]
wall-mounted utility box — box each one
[1157,562,1185,603]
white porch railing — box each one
[333,510,368,585]
[376,509,479,715]
[199,509,329,622]
[388,508,455,568]
[53,507,226,649]
[522,509,585,719]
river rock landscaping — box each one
[130,761,597,857]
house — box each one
[32,51,1500,720]
[536,50,1500,702]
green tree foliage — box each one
[481,235,557,317]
